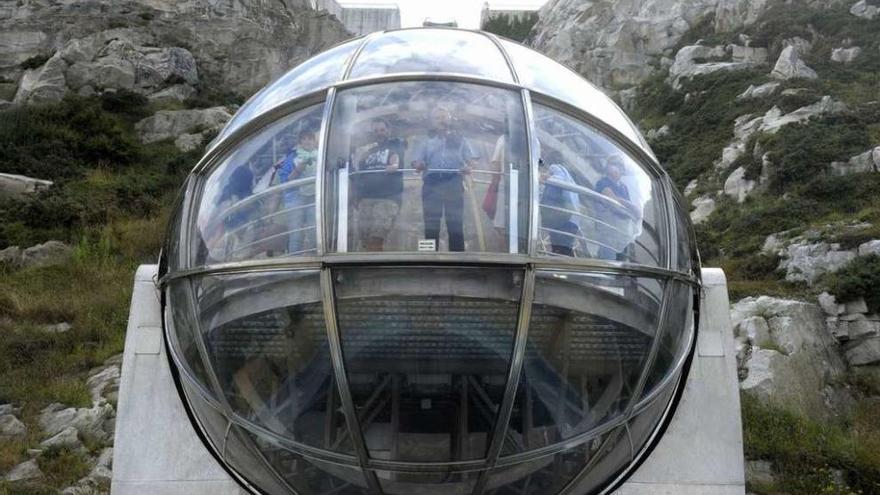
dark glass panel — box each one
[486,427,626,495]
[180,375,228,454]
[167,281,214,394]
[502,271,662,454]
[640,282,695,399]
[551,427,633,495]
[334,267,522,462]
[242,427,370,495]
[193,270,353,453]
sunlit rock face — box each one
[161,29,699,495]
[0,0,350,102]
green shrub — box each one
[826,255,880,313]
[481,12,539,42]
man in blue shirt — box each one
[412,108,478,252]
[594,158,637,260]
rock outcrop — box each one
[830,146,880,176]
[0,0,351,103]
[762,226,880,284]
[134,106,232,151]
[831,46,862,64]
[0,173,53,200]
[732,296,853,420]
[770,45,818,80]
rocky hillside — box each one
[531,0,880,493]
[0,0,349,105]
[0,2,350,493]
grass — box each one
[743,394,880,494]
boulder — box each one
[0,414,27,438]
[831,46,862,63]
[830,147,879,175]
[845,336,880,366]
[41,322,72,334]
[745,459,777,486]
[851,0,880,19]
[135,107,231,144]
[771,45,818,80]
[779,241,856,284]
[690,195,716,224]
[0,173,53,200]
[147,84,195,105]
[732,296,852,420]
[19,241,73,269]
[846,314,879,340]
[136,47,199,88]
[4,459,44,482]
[783,36,813,56]
[174,133,205,153]
[646,124,670,141]
[818,292,840,316]
[39,402,115,443]
[736,81,780,100]
[13,52,68,104]
[66,57,136,91]
[759,97,847,134]
[736,316,771,345]
[669,44,759,88]
[40,426,84,451]
[723,166,756,203]
[858,239,880,257]
[0,30,49,71]
[86,365,120,406]
[683,179,698,197]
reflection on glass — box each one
[164,180,188,273]
[242,428,370,495]
[551,427,632,495]
[533,103,665,266]
[214,38,362,147]
[194,104,324,266]
[497,39,649,152]
[502,272,662,454]
[167,281,214,393]
[325,81,529,253]
[180,376,229,455]
[348,29,513,82]
[673,196,694,273]
[334,268,522,462]
[192,271,354,453]
[486,430,621,495]
[629,383,674,461]
[375,468,482,495]
[641,282,695,399]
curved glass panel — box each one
[497,39,649,153]
[487,428,624,495]
[333,267,522,462]
[240,427,370,495]
[532,103,666,266]
[641,282,695,399]
[348,29,513,82]
[629,383,675,460]
[325,81,529,253]
[180,376,229,456]
[166,281,214,394]
[164,179,189,273]
[556,426,633,495]
[213,38,362,147]
[374,467,483,495]
[502,271,663,455]
[192,270,354,453]
[673,192,695,274]
[194,104,324,266]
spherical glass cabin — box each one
[160,28,699,495]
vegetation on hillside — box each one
[481,11,539,42]
[0,92,193,493]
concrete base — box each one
[112,266,743,495]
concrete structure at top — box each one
[480,1,542,26]
[313,0,401,35]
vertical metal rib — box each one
[341,31,382,81]
[314,88,337,256]
[481,32,520,84]
[522,90,540,257]
[320,268,385,494]
[471,267,536,495]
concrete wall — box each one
[311,0,400,35]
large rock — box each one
[13,52,68,104]
[732,296,852,420]
[771,45,818,80]
[779,241,856,284]
[20,241,73,269]
[40,426,85,451]
[858,239,880,257]
[0,0,350,97]
[135,106,231,145]
[831,46,862,64]
[830,146,880,176]
[758,96,847,134]
[690,195,716,224]
[147,84,195,105]
[668,44,762,88]
[737,81,780,100]
[0,173,53,200]
[845,336,880,366]
[850,0,880,19]
[0,414,27,438]
[723,166,756,203]
[4,459,44,482]
[39,402,115,443]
